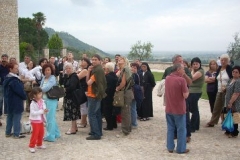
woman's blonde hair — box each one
[118,56,130,68]
[208,59,218,72]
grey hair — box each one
[220,54,230,62]
[105,62,114,72]
[172,63,183,72]
[64,62,73,70]
[172,54,182,63]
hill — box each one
[44,27,111,58]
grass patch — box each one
[152,72,163,81]
[152,71,208,100]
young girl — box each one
[28,87,48,153]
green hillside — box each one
[44,27,111,58]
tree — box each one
[18,17,48,54]
[227,33,240,61]
[48,34,63,57]
[32,12,47,60]
[128,41,154,61]
[19,42,35,62]
[32,12,46,31]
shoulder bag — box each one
[73,85,87,106]
[47,78,65,99]
[113,70,133,107]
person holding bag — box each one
[40,63,60,142]
[63,63,80,135]
[206,54,232,127]
[102,62,118,131]
[115,56,134,136]
[225,66,240,138]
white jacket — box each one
[157,79,165,97]
[157,79,166,106]
[29,100,47,122]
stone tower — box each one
[0,0,19,62]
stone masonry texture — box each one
[0,0,19,62]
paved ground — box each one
[0,82,240,160]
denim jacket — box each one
[40,75,57,93]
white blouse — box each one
[217,69,229,92]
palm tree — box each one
[32,12,46,31]
[32,12,46,60]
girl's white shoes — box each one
[29,148,35,153]
[29,145,46,153]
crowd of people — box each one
[0,52,239,154]
[162,53,240,154]
[0,52,156,153]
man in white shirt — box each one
[64,52,79,72]
[19,55,31,76]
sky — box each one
[18,0,240,52]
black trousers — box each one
[103,105,117,129]
[207,92,217,113]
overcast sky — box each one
[18,0,240,52]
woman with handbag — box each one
[40,63,60,142]
[115,56,133,136]
[20,61,36,112]
[206,54,232,127]
[225,66,240,138]
[64,63,81,134]
[77,57,91,128]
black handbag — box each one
[47,86,65,99]
[73,86,87,106]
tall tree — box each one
[48,34,63,57]
[32,12,47,60]
[19,42,35,62]
[128,41,154,61]
[227,33,240,61]
[32,12,46,31]
[18,17,49,59]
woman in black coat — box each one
[139,62,156,121]
[102,62,118,130]
[63,63,80,135]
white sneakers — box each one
[29,148,35,153]
[37,145,46,149]
[29,145,46,153]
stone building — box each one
[0,0,19,62]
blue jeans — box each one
[187,93,202,132]
[5,113,22,136]
[0,85,3,116]
[88,97,102,138]
[166,113,186,153]
[131,100,137,127]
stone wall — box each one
[0,0,19,62]
[148,62,209,72]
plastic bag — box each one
[222,109,234,132]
